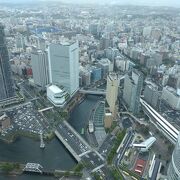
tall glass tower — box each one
[0,24,15,101]
[167,133,180,180]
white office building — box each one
[48,41,79,96]
[31,50,49,89]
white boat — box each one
[88,121,94,133]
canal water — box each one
[0,174,57,180]
[0,95,100,180]
[68,95,102,136]
[0,137,76,180]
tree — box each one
[14,163,20,169]
[139,125,149,136]
[73,163,84,172]
[1,163,14,173]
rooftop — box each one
[48,85,63,94]
[141,137,156,147]
[165,86,180,97]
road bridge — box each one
[79,89,106,95]
[54,130,81,162]
[120,111,148,126]
[63,121,91,149]
[55,121,105,171]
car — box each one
[90,160,94,165]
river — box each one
[0,95,100,180]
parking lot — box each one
[1,102,48,137]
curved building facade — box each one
[167,133,180,180]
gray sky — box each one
[46,0,180,7]
[48,0,180,7]
[4,0,180,7]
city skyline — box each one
[0,1,179,180]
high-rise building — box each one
[167,133,180,180]
[15,34,25,51]
[31,50,49,89]
[161,86,180,110]
[80,69,91,86]
[0,24,15,101]
[48,41,79,96]
[89,24,98,36]
[123,69,143,114]
[144,82,160,108]
[99,37,113,50]
[98,58,113,78]
[91,66,102,82]
[106,73,120,116]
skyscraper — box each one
[123,69,143,114]
[167,133,180,180]
[0,24,15,101]
[48,41,79,96]
[106,73,120,116]
[31,50,49,89]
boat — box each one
[88,121,94,133]
[81,128,85,135]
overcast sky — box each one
[65,0,180,6]
[4,0,180,7]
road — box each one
[98,134,116,158]
[56,121,106,173]
[114,130,134,167]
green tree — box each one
[1,163,14,173]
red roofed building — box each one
[134,159,146,176]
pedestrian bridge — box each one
[23,163,43,173]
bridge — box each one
[23,163,43,173]
[140,98,179,145]
[120,111,148,126]
[40,133,45,148]
[54,130,81,162]
[38,106,54,113]
[79,88,106,95]
[55,121,91,162]
[55,121,105,172]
